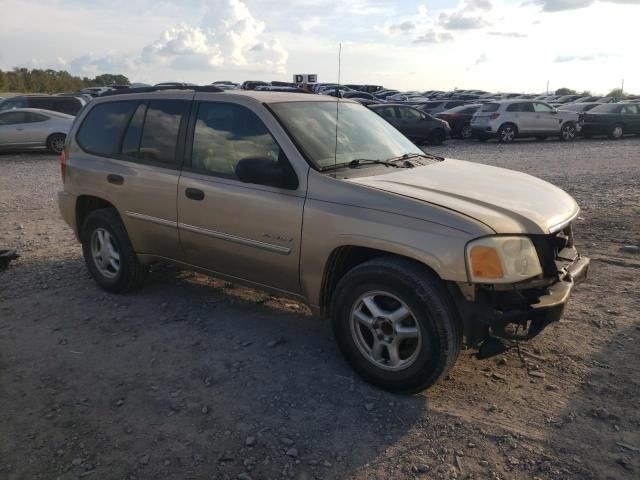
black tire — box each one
[560,122,577,142]
[330,257,462,393]
[497,124,517,143]
[47,133,66,154]
[80,208,147,293]
[460,124,473,140]
[608,124,624,140]
[427,129,446,145]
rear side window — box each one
[77,101,137,156]
[0,111,29,125]
[481,103,499,112]
[137,101,188,165]
[121,103,147,157]
[29,97,81,115]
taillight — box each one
[60,148,67,183]
[489,113,500,120]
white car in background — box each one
[0,108,73,154]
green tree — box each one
[0,67,130,93]
[606,88,624,98]
[555,87,577,96]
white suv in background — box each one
[471,100,582,143]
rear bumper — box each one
[471,125,496,137]
[57,191,78,237]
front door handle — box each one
[185,188,205,201]
[107,174,124,185]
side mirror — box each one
[235,157,298,190]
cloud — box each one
[389,21,416,32]
[534,0,640,12]
[467,0,494,10]
[554,53,608,62]
[439,11,490,29]
[141,0,288,73]
[413,30,454,44]
[69,53,137,75]
[438,0,494,30]
[475,53,489,65]
[488,31,528,37]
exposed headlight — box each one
[466,236,542,284]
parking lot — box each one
[1,138,639,479]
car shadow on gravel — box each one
[0,259,427,479]
[546,322,640,479]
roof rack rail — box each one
[100,85,224,96]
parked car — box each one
[558,103,601,113]
[369,103,450,145]
[241,80,269,90]
[373,90,400,100]
[153,82,197,88]
[436,104,482,139]
[0,108,72,153]
[581,103,640,139]
[81,86,115,96]
[0,95,84,116]
[471,100,581,143]
[416,100,468,115]
[57,88,588,392]
[342,91,376,100]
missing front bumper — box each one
[478,255,590,341]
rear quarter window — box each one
[481,103,499,112]
[76,101,138,156]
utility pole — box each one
[546,80,549,95]
[621,78,624,94]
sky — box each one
[1,0,638,94]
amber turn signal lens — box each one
[470,246,504,279]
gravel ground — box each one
[1,137,639,480]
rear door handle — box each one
[185,188,205,201]
[107,174,124,185]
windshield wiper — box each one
[387,152,444,163]
[321,158,402,172]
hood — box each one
[347,159,579,235]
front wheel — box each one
[560,123,577,141]
[331,258,461,392]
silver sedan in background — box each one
[0,108,73,154]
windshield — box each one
[269,101,423,170]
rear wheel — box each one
[460,124,473,140]
[560,122,577,142]
[497,124,517,143]
[608,124,624,139]
[47,133,66,154]
[427,129,446,145]
[81,208,147,293]
[331,257,461,392]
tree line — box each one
[0,68,130,93]
[554,87,626,97]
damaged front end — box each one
[457,224,589,346]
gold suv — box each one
[58,87,589,392]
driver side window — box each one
[191,102,282,179]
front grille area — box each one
[530,224,573,277]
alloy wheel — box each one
[350,291,423,371]
[91,228,121,279]
[562,124,576,141]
